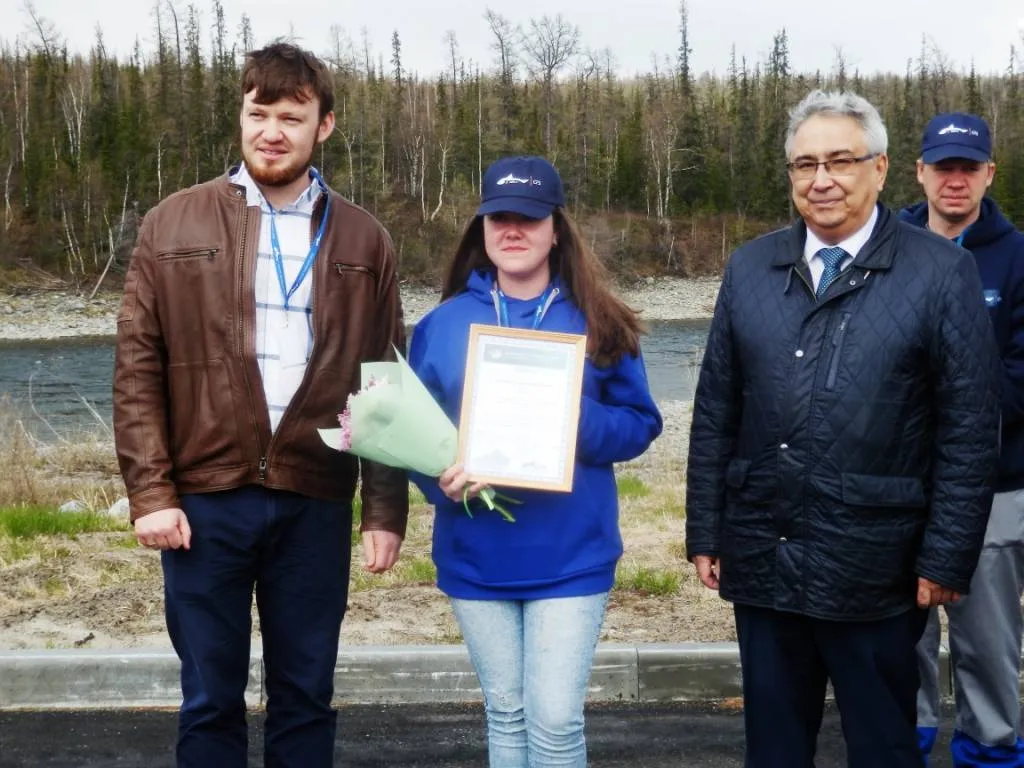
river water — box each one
[0,320,709,437]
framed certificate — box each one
[457,324,587,492]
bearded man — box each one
[113,41,408,768]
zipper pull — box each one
[833,314,850,344]
[258,456,267,481]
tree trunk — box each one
[431,144,449,221]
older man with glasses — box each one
[685,90,1001,767]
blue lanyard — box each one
[495,284,555,330]
[270,170,330,313]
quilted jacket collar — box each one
[772,204,897,271]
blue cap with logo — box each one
[477,156,565,220]
[920,112,992,164]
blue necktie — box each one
[816,246,847,299]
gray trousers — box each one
[916,490,1024,747]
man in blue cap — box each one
[902,112,1024,767]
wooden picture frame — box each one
[457,323,587,492]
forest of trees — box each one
[0,1,1022,287]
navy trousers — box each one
[162,486,351,768]
[734,603,929,768]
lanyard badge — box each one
[270,169,330,324]
[495,283,555,330]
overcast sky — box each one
[4,0,1023,80]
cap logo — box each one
[937,123,980,137]
[496,173,542,187]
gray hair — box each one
[784,90,888,158]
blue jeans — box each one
[451,593,610,768]
[162,486,351,768]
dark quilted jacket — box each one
[685,205,1001,621]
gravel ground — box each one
[0,277,719,342]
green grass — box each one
[616,475,650,499]
[111,533,140,549]
[667,541,688,562]
[651,494,686,520]
[614,566,681,596]
[400,556,437,583]
[44,576,67,597]
[618,490,686,527]
[0,537,39,564]
[98,558,138,586]
[0,505,125,538]
[349,554,437,591]
[349,497,365,546]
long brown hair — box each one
[441,209,644,368]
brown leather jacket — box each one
[113,172,409,535]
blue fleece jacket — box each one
[901,198,1024,491]
[408,269,663,600]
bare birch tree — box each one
[484,9,518,144]
[520,14,579,153]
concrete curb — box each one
[0,643,954,711]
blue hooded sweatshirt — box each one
[407,268,663,600]
[901,197,1024,492]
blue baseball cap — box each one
[920,112,992,163]
[477,156,565,220]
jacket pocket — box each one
[825,312,851,391]
[333,262,377,279]
[725,458,751,489]
[724,458,777,505]
[167,358,242,470]
[840,473,926,508]
[156,246,219,262]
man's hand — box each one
[362,530,403,573]
[917,577,960,608]
[135,508,191,551]
[693,555,720,591]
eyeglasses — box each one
[786,153,878,180]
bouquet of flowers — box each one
[318,349,520,522]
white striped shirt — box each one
[231,164,323,433]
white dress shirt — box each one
[803,205,879,292]
[231,164,323,433]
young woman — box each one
[408,155,662,768]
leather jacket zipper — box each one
[235,204,267,480]
[334,263,376,278]
[825,312,851,391]
[158,247,218,261]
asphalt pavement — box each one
[0,701,956,767]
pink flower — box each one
[335,375,389,451]
[337,405,353,450]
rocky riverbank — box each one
[0,277,720,342]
